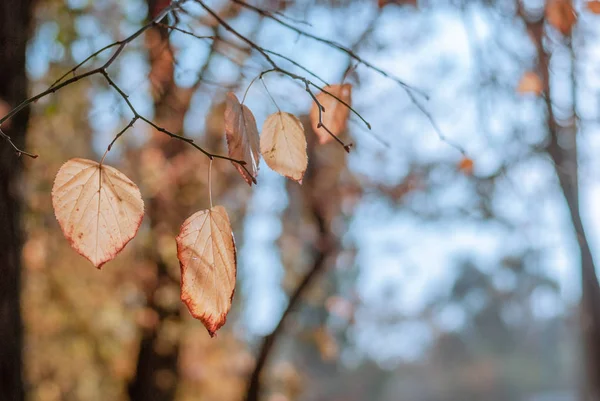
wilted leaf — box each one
[546,0,577,36]
[260,111,308,183]
[458,157,474,175]
[51,158,144,268]
[224,92,260,185]
[176,205,237,337]
[517,71,543,95]
[587,1,600,14]
[310,84,352,145]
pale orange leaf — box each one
[260,111,308,183]
[224,92,260,185]
[546,0,577,36]
[309,84,352,145]
[517,71,543,95]
[458,157,474,175]
[587,1,600,14]
[176,205,237,337]
[51,158,144,268]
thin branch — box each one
[405,90,468,156]
[48,41,121,89]
[231,0,428,99]
[195,0,362,150]
[304,80,352,152]
[0,127,37,158]
[228,0,465,155]
[245,202,332,401]
[0,0,186,155]
[100,116,139,165]
[154,22,216,42]
[0,0,246,167]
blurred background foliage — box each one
[7,0,600,400]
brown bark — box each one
[127,6,182,401]
[524,10,600,401]
[0,1,33,400]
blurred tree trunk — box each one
[245,119,338,401]
[524,9,600,401]
[0,1,33,400]
[127,4,182,401]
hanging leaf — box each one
[309,84,352,145]
[546,0,577,36]
[224,92,260,185]
[176,205,237,337]
[587,1,600,14]
[260,111,308,183]
[517,71,543,95]
[51,158,144,268]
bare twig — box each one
[195,0,362,149]
[0,127,37,158]
[229,0,470,155]
[0,1,184,155]
[245,199,332,401]
[0,0,249,167]
[231,0,427,98]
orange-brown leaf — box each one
[224,92,260,185]
[587,1,600,14]
[51,158,144,268]
[546,0,577,36]
[517,71,543,95]
[309,84,352,145]
[458,157,474,175]
[176,205,237,337]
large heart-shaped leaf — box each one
[52,158,144,268]
[260,111,307,183]
[176,205,237,337]
[224,92,260,185]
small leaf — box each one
[52,158,144,268]
[260,111,308,183]
[546,0,577,36]
[309,84,352,145]
[176,205,237,337]
[224,92,260,185]
[458,157,474,175]
[587,1,600,14]
[517,71,543,95]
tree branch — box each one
[0,0,245,167]
[194,0,362,150]
[244,198,332,401]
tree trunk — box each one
[128,5,181,400]
[0,1,33,400]
[524,11,600,400]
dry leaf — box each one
[458,157,474,175]
[260,111,308,183]
[309,84,352,145]
[224,92,260,185]
[176,205,237,337]
[517,71,543,95]
[587,1,600,14]
[52,158,144,268]
[546,0,577,36]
